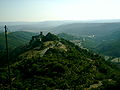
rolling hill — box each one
[52,22,120,37]
[0,31,36,50]
[56,26,120,57]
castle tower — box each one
[40,32,43,36]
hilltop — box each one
[0,33,120,89]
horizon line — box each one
[1,19,120,22]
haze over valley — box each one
[1,0,120,89]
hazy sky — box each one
[0,0,120,22]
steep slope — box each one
[94,31,120,57]
[58,31,120,57]
[0,31,36,50]
[80,30,120,57]
[0,33,120,89]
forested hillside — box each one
[0,31,36,50]
[82,30,120,57]
[0,33,120,89]
[58,31,120,58]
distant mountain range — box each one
[1,19,120,25]
[1,19,120,33]
[0,21,79,33]
[52,22,120,37]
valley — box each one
[0,21,120,89]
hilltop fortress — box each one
[29,32,44,44]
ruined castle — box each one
[29,32,44,44]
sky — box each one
[0,0,120,22]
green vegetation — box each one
[0,31,36,50]
[58,33,81,40]
[82,31,120,57]
[0,33,120,89]
[58,31,120,57]
[52,22,120,58]
[94,31,120,57]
